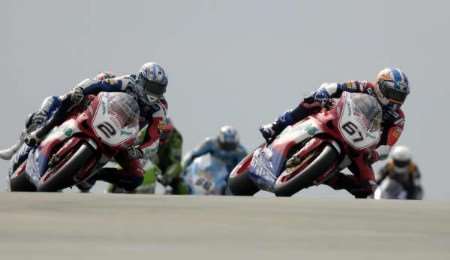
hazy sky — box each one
[1,0,449,199]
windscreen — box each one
[350,93,382,132]
[106,93,140,128]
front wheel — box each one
[228,153,260,196]
[9,163,36,192]
[37,143,96,192]
[274,144,339,197]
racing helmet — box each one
[391,145,412,172]
[137,62,168,104]
[374,68,410,107]
[218,125,239,151]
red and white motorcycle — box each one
[228,92,382,196]
[9,92,140,192]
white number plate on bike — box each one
[250,148,276,186]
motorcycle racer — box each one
[108,118,188,194]
[21,62,169,191]
[0,72,117,170]
[183,126,247,173]
[259,68,410,198]
[376,145,423,199]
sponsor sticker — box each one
[305,124,318,135]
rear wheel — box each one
[37,144,95,192]
[274,144,339,197]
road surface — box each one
[0,193,449,260]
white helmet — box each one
[390,145,412,172]
[137,62,168,103]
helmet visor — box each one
[144,80,166,97]
[379,81,409,104]
[218,133,238,151]
[138,74,167,98]
[394,159,410,168]
[219,141,238,151]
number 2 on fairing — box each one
[342,121,363,142]
[96,122,116,138]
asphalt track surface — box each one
[0,193,449,260]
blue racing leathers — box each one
[10,96,63,173]
[183,137,247,173]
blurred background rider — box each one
[183,125,247,173]
[109,118,188,194]
[376,145,423,200]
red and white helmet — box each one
[374,68,410,107]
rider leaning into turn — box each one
[259,67,410,198]
[23,62,169,191]
[1,72,118,172]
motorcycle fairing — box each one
[249,120,325,191]
[184,154,229,195]
[8,143,32,177]
[91,93,140,148]
[19,92,140,189]
[374,178,407,199]
[25,119,82,186]
[337,93,381,150]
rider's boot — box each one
[76,177,97,193]
[0,145,21,160]
[93,167,143,192]
[0,112,43,160]
[261,98,322,143]
[24,94,79,146]
[25,116,60,146]
[325,172,373,198]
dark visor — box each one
[394,159,410,168]
[380,81,408,103]
[143,80,167,97]
[220,142,237,151]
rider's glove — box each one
[26,113,47,133]
[259,124,276,143]
[313,88,331,106]
[127,146,144,159]
[94,72,116,81]
[32,113,47,127]
[69,87,85,105]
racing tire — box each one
[37,143,95,192]
[228,167,260,196]
[9,165,36,192]
[274,144,339,197]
